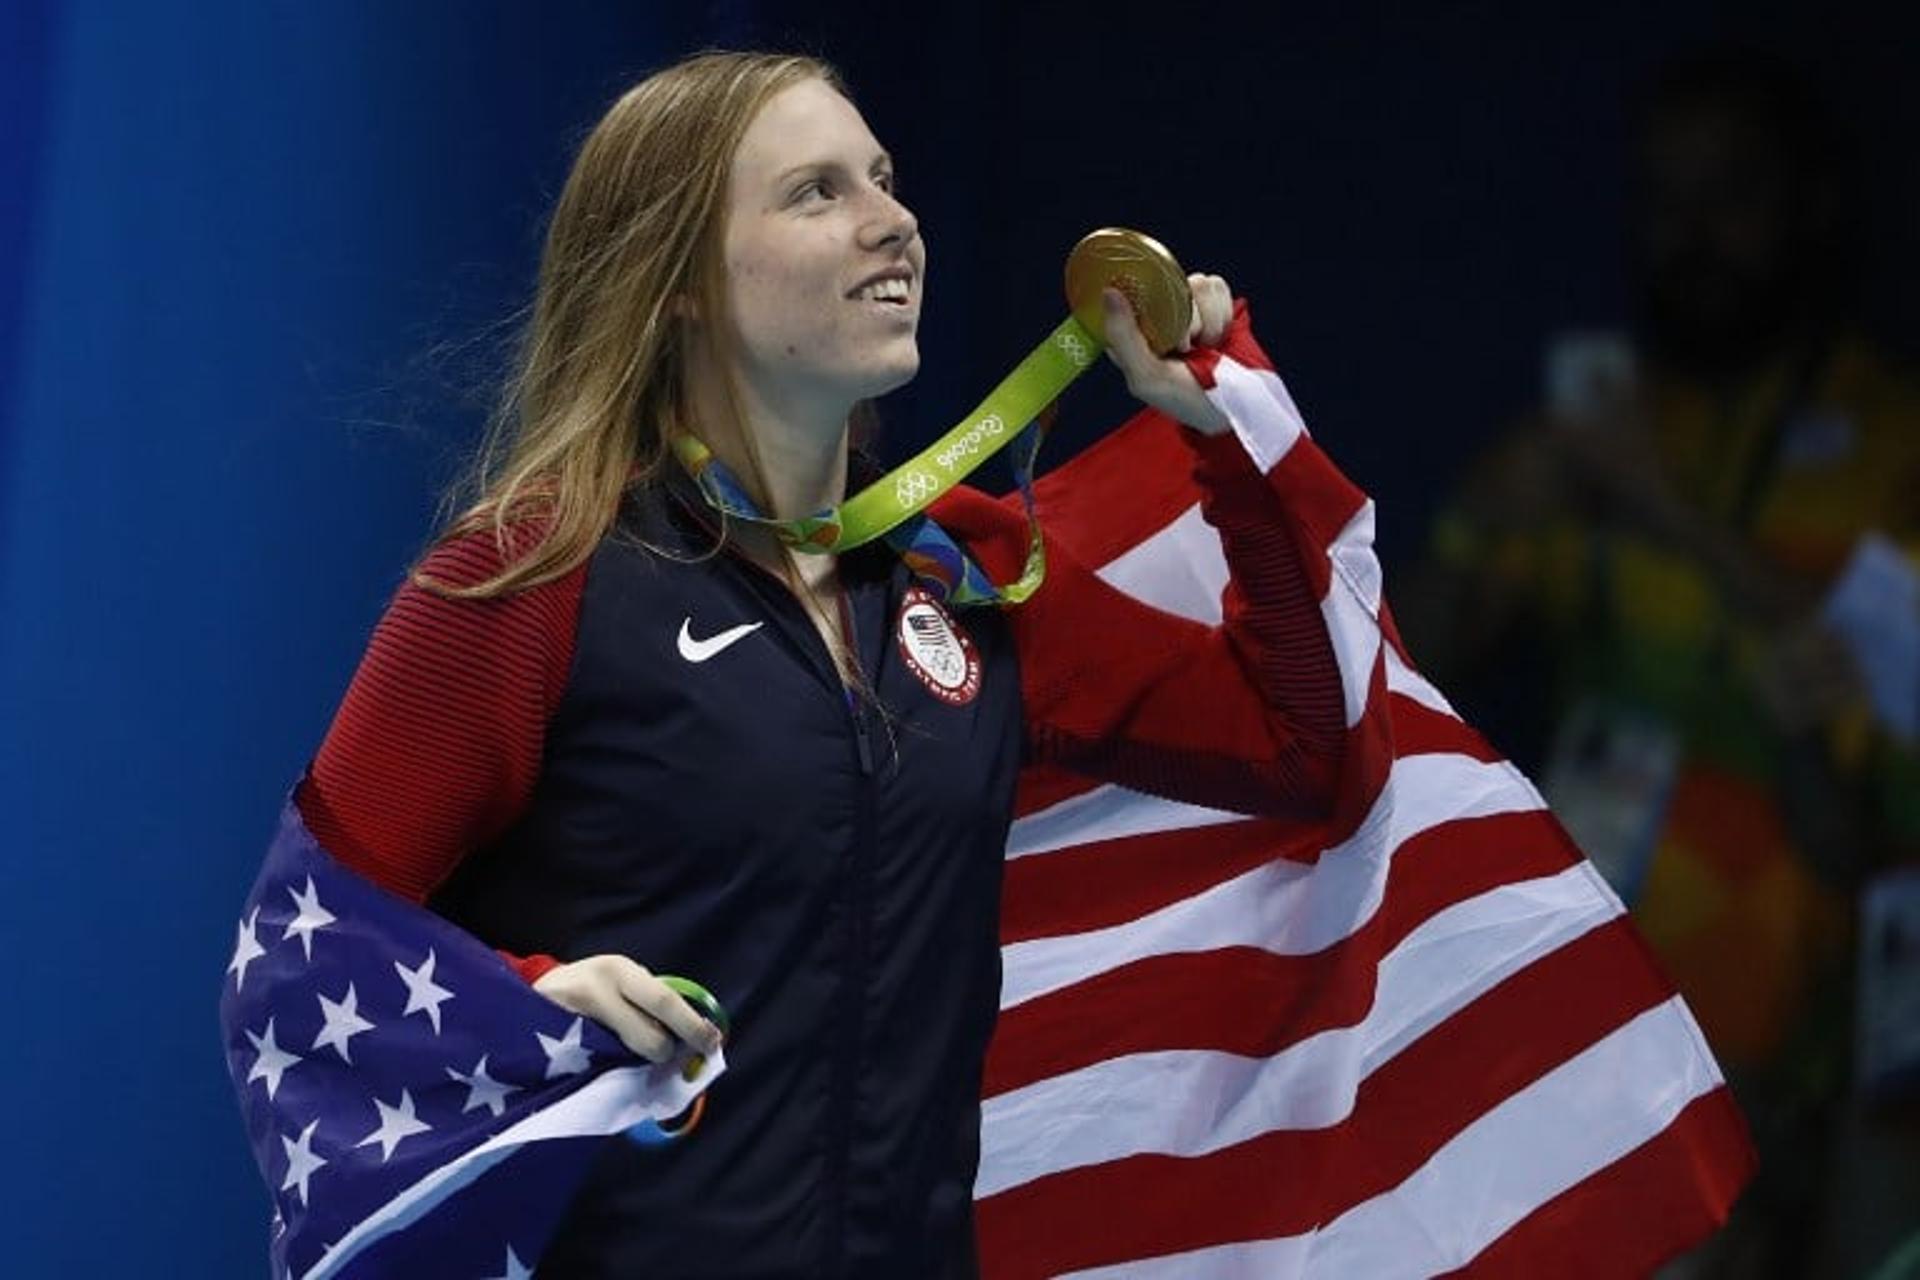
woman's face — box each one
[717,78,924,416]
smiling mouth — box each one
[850,276,913,305]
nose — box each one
[862,186,919,252]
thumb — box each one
[1101,287,1157,378]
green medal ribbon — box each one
[671,316,1101,605]
[672,228,1192,607]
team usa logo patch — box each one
[895,587,981,706]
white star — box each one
[394,949,454,1034]
[313,983,375,1063]
[447,1054,520,1118]
[245,1018,303,1099]
[484,1247,533,1280]
[283,877,336,961]
[537,1017,590,1079]
[354,1088,431,1163]
[228,908,267,991]
[280,1119,327,1207]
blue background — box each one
[1,2,1914,1273]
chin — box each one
[859,345,921,399]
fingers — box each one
[533,955,723,1064]
[1100,286,1157,383]
[1100,286,1231,433]
[1114,273,1231,362]
[1180,291,1203,354]
[592,991,679,1064]
[613,963,725,1054]
[1187,273,1231,347]
[1103,273,1232,367]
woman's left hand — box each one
[1101,272,1233,436]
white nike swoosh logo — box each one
[677,617,765,663]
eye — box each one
[791,177,833,205]
[873,170,896,196]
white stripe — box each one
[1094,500,1228,625]
[1384,645,1458,718]
[1210,360,1309,474]
[1000,752,1543,1009]
[1321,580,1380,731]
[1008,782,1249,860]
[978,862,1623,1198]
[1064,1238,1315,1280]
[299,1054,725,1280]
[1314,998,1722,1275]
[1057,999,1723,1278]
[1328,502,1382,616]
[1319,500,1382,729]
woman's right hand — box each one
[533,955,725,1064]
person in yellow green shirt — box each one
[1401,49,1920,1277]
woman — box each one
[298,50,1345,1275]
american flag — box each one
[221,308,1752,1276]
[219,803,726,1279]
[971,315,1754,1275]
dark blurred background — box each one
[2,1,1916,1274]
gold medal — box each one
[1063,227,1193,357]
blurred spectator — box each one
[1398,48,1920,1277]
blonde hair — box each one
[422,50,845,598]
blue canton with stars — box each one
[220,796,717,1279]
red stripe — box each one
[1185,299,1274,387]
[1448,1087,1755,1278]
[1185,344,1224,388]
[999,818,1316,946]
[977,918,1682,1277]
[1029,411,1200,567]
[1218,299,1276,375]
[987,808,1580,1095]
[1390,693,1504,761]
[1011,760,1105,821]
[1264,437,1369,570]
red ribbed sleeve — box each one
[1181,426,1348,748]
[1017,427,1343,815]
[933,425,1346,819]
[295,526,587,984]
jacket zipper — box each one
[839,590,876,776]
[669,483,879,1269]
[825,583,878,1275]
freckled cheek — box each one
[778,323,844,366]
[736,257,841,341]
[726,244,855,368]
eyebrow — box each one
[772,152,895,187]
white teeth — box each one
[857,277,910,303]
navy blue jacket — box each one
[432,470,1024,1276]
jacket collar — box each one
[637,447,897,585]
